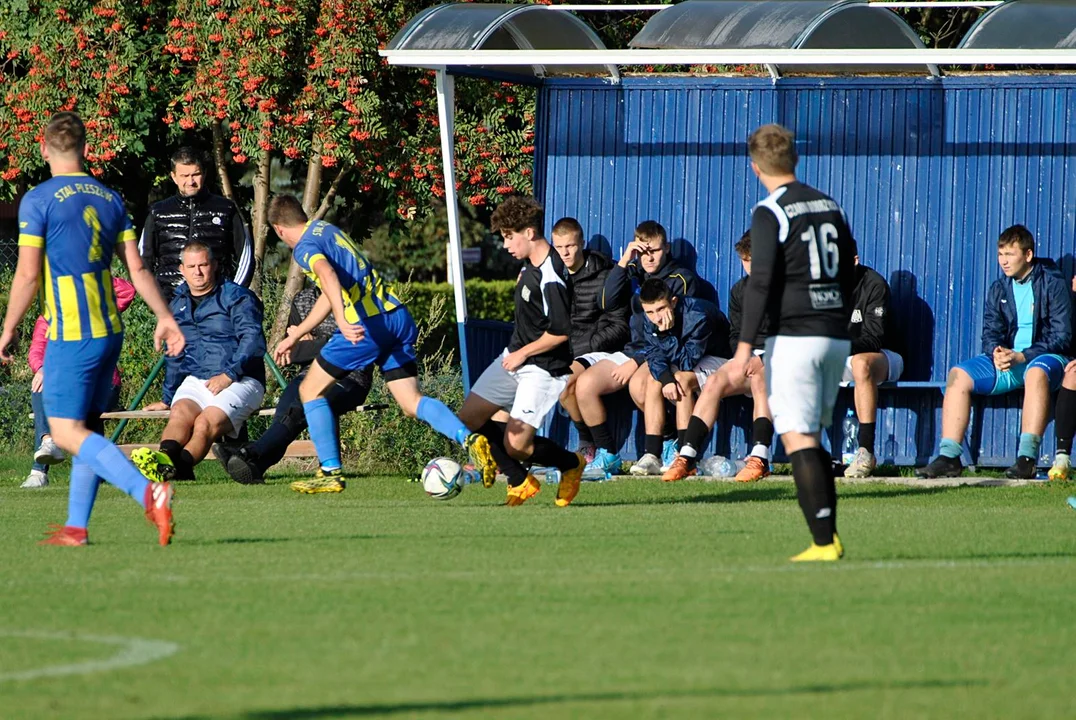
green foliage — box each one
[401,280,515,325]
[363,201,487,283]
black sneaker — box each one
[211,442,235,466]
[225,448,264,485]
[916,455,963,478]
[1004,455,1037,480]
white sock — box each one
[750,444,770,461]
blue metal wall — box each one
[524,75,1076,467]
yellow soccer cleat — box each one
[790,542,842,562]
[131,447,176,484]
[555,453,586,507]
[1048,453,1071,482]
[465,433,497,489]
[506,475,541,506]
[291,467,346,494]
[833,533,844,558]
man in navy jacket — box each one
[140,242,267,480]
[918,225,1071,479]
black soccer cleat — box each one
[915,455,963,479]
[225,448,265,485]
[1004,455,1037,480]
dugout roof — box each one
[386,3,618,82]
[629,0,936,76]
[959,0,1076,49]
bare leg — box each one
[850,352,889,424]
[559,362,585,423]
[576,361,630,427]
[627,361,650,410]
[1021,366,1051,436]
[674,370,700,430]
[644,375,665,437]
[183,408,233,464]
[160,400,201,447]
[941,366,975,443]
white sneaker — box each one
[21,469,49,488]
[34,437,65,466]
[843,448,877,478]
[630,453,662,476]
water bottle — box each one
[841,409,858,466]
[699,455,736,478]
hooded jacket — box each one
[981,259,1071,361]
[601,255,699,314]
[641,296,732,387]
[568,250,631,356]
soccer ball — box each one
[422,457,464,500]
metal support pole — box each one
[109,355,166,443]
[264,352,288,391]
[436,70,472,394]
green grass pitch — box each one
[2,458,1075,719]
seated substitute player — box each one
[663,230,775,483]
[268,195,493,493]
[574,221,700,477]
[634,279,730,479]
[136,242,266,481]
[841,248,905,478]
[726,123,857,562]
[213,284,374,484]
[549,217,631,462]
[0,111,182,546]
[456,196,586,507]
[918,225,1071,479]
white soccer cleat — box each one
[843,448,877,478]
[1048,453,1071,482]
[630,453,662,476]
[21,469,49,488]
[34,437,65,466]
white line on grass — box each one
[0,630,179,682]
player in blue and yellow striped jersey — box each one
[0,112,186,546]
[267,195,494,492]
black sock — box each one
[679,416,710,464]
[588,422,616,453]
[644,434,663,458]
[859,422,876,453]
[531,437,580,471]
[752,417,774,449]
[573,420,594,446]
[159,439,182,465]
[789,447,837,546]
[174,449,196,480]
[1056,388,1076,455]
[677,429,686,447]
[479,420,529,487]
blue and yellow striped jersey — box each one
[18,173,135,342]
[294,220,402,324]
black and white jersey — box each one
[509,247,573,376]
[739,181,856,345]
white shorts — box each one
[171,375,266,438]
[471,350,569,429]
[841,349,904,384]
[764,336,851,435]
[575,351,631,369]
[693,355,728,388]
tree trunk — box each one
[269,148,322,348]
[249,149,272,295]
[210,120,236,201]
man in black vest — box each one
[139,147,254,301]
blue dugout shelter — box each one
[383,0,1076,468]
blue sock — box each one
[65,457,101,529]
[77,433,150,508]
[939,438,963,459]
[1018,432,1042,459]
[303,398,341,470]
[416,396,471,445]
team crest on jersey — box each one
[873,306,885,317]
[521,286,531,303]
[212,216,222,225]
[851,309,863,323]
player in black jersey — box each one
[727,124,856,562]
[457,196,586,507]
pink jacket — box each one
[28,277,136,387]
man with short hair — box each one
[918,225,1071,480]
[841,247,905,478]
[574,220,699,477]
[663,230,776,483]
[726,123,857,562]
[138,242,267,481]
[550,217,630,461]
[0,111,182,546]
[140,146,253,300]
[456,196,586,507]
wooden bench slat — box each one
[29,403,388,421]
[117,440,317,459]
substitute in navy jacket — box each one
[981,259,1071,362]
[601,255,699,313]
[642,297,731,388]
[163,279,267,405]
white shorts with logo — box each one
[692,355,728,388]
[471,349,569,429]
[575,351,631,369]
[171,375,266,438]
[764,336,851,435]
[841,348,904,384]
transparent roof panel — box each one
[630,0,933,75]
[960,0,1076,49]
[388,3,615,79]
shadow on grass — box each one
[186,535,386,546]
[157,678,987,719]
[579,483,973,508]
